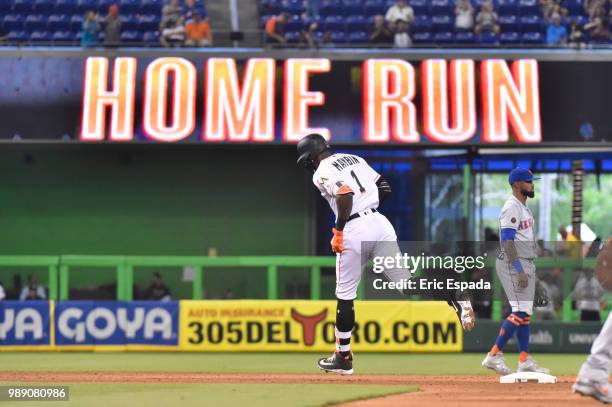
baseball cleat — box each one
[317,352,353,375]
[518,356,550,374]
[482,352,513,375]
[573,379,612,404]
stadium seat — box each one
[47,14,71,31]
[76,0,98,14]
[142,30,160,44]
[431,15,453,31]
[497,0,519,15]
[520,14,543,31]
[347,15,367,31]
[499,14,519,31]
[120,30,142,43]
[434,31,454,44]
[13,0,35,14]
[96,0,114,14]
[563,0,583,16]
[500,31,520,44]
[321,0,344,16]
[518,0,539,15]
[323,15,345,31]
[431,0,453,16]
[364,0,385,16]
[285,15,307,31]
[348,31,369,43]
[567,15,586,26]
[25,14,47,31]
[0,2,13,14]
[29,30,52,42]
[140,0,164,15]
[34,0,55,14]
[70,14,85,31]
[455,31,475,43]
[478,32,499,44]
[138,14,160,31]
[413,31,433,44]
[121,15,139,31]
[331,31,347,43]
[284,0,306,15]
[344,0,364,15]
[3,15,26,32]
[412,15,432,32]
[119,0,141,14]
[521,31,543,43]
[55,0,75,14]
[52,30,75,43]
[284,30,300,43]
[410,0,430,15]
[7,31,28,42]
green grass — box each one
[0,352,589,375]
[0,383,417,407]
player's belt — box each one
[347,208,378,223]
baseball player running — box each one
[482,167,550,375]
[296,133,475,375]
[573,236,612,403]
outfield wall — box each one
[0,300,603,353]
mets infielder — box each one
[296,133,475,375]
[482,167,550,375]
[573,236,612,404]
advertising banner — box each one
[0,301,51,347]
[179,300,462,352]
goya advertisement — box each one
[179,300,462,352]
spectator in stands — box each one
[161,16,186,47]
[19,274,46,301]
[455,0,475,31]
[161,0,183,29]
[475,1,500,34]
[546,12,567,45]
[144,272,171,301]
[584,15,611,41]
[299,21,321,48]
[265,13,288,45]
[385,0,415,31]
[586,0,605,20]
[568,22,586,47]
[573,269,605,321]
[393,19,412,47]
[185,13,212,46]
[369,15,394,45]
[184,0,205,22]
[541,0,556,20]
[81,11,100,47]
[103,4,122,47]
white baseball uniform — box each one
[496,195,538,314]
[313,153,406,300]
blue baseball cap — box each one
[508,167,540,185]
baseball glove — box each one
[534,280,550,307]
[595,236,612,291]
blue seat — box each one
[70,14,85,31]
[434,31,454,44]
[29,30,52,42]
[520,14,542,31]
[97,0,114,13]
[412,15,432,32]
[409,0,430,14]
[285,15,307,31]
[331,31,347,43]
[284,30,300,43]
[323,15,345,30]
[76,0,98,13]
[500,31,520,44]
[47,14,71,31]
[120,30,142,42]
[142,30,160,44]
[321,0,344,15]
[140,0,164,14]
[13,0,35,14]
[364,0,385,16]
[413,31,433,44]
[431,0,453,15]
[455,31,475,43]
[52,30,75,42]
[55,0,75,14]
[431,14,453,31]
[563,0,583,16]
[347,15,367,30]
[25,14,47,31]
[119,0,141,14]
[478,32,499,44]
[138,14,160,31]
[284,0,306,14]
[3,15,26,32]
[7,31,28,42]
[519,0,539,15]
[348,30,369,43]
[344,0,364,15]
[121,14,139,30]
[497,0,519,15]
[34,0,55,14]
[499,14,519,31]
[0,2,13,14]
[567,15,586,25]
[521,31,543,43]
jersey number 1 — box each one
[350,170,366,193]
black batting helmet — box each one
[296,133,330,171]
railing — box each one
[0,255,598,322]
